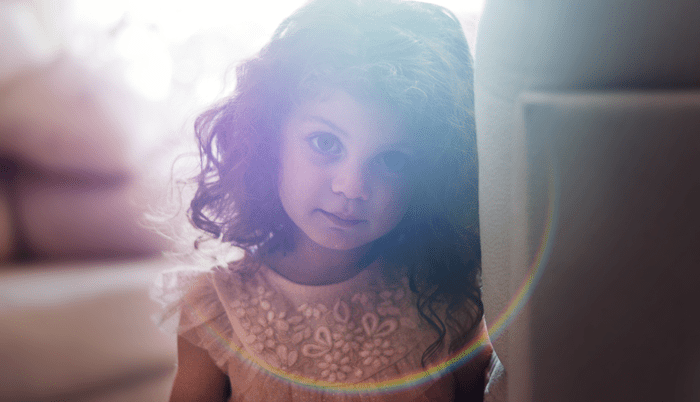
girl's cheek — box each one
[378,179,414,210]
[381,174,414,197]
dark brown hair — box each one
[189,0,481,365]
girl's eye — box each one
[378,151,409,173]
[309,133,342,156]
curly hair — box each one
[189,0,482,365]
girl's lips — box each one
[319,210,365,227]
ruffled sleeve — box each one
[151,267,239,370]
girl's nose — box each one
[331,164,370,201]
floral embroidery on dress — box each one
[228,274,423,383]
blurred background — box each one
[0,0,483,263]
[0,1,484,400]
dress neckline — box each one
[216,259,427,385]
[256,260,386,302]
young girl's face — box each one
[278,89,416,251]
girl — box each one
[156,0,504,400]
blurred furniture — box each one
[509,90,700,401]
[476,1,700,400]
[1,5,176,401]
[0,258,176,402]
[0,60,176,401]
[0,57,167,262]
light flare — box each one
[178,163,557,395]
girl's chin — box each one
[314,237,367,252]
[288,220,378,254]
[307,230,375,253]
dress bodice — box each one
[154,259,505,401]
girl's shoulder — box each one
[150,258,257,368]
[151,258,250,306]
[152,258,259,322]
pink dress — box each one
[154,259,505,401]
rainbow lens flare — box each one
[181,167,558,396]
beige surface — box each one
[0,258,177,402]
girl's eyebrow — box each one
[305,115,350,139]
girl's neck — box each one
[262,231,374,286]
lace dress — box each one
[154,259,505,401]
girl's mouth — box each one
[319,210,365,227]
